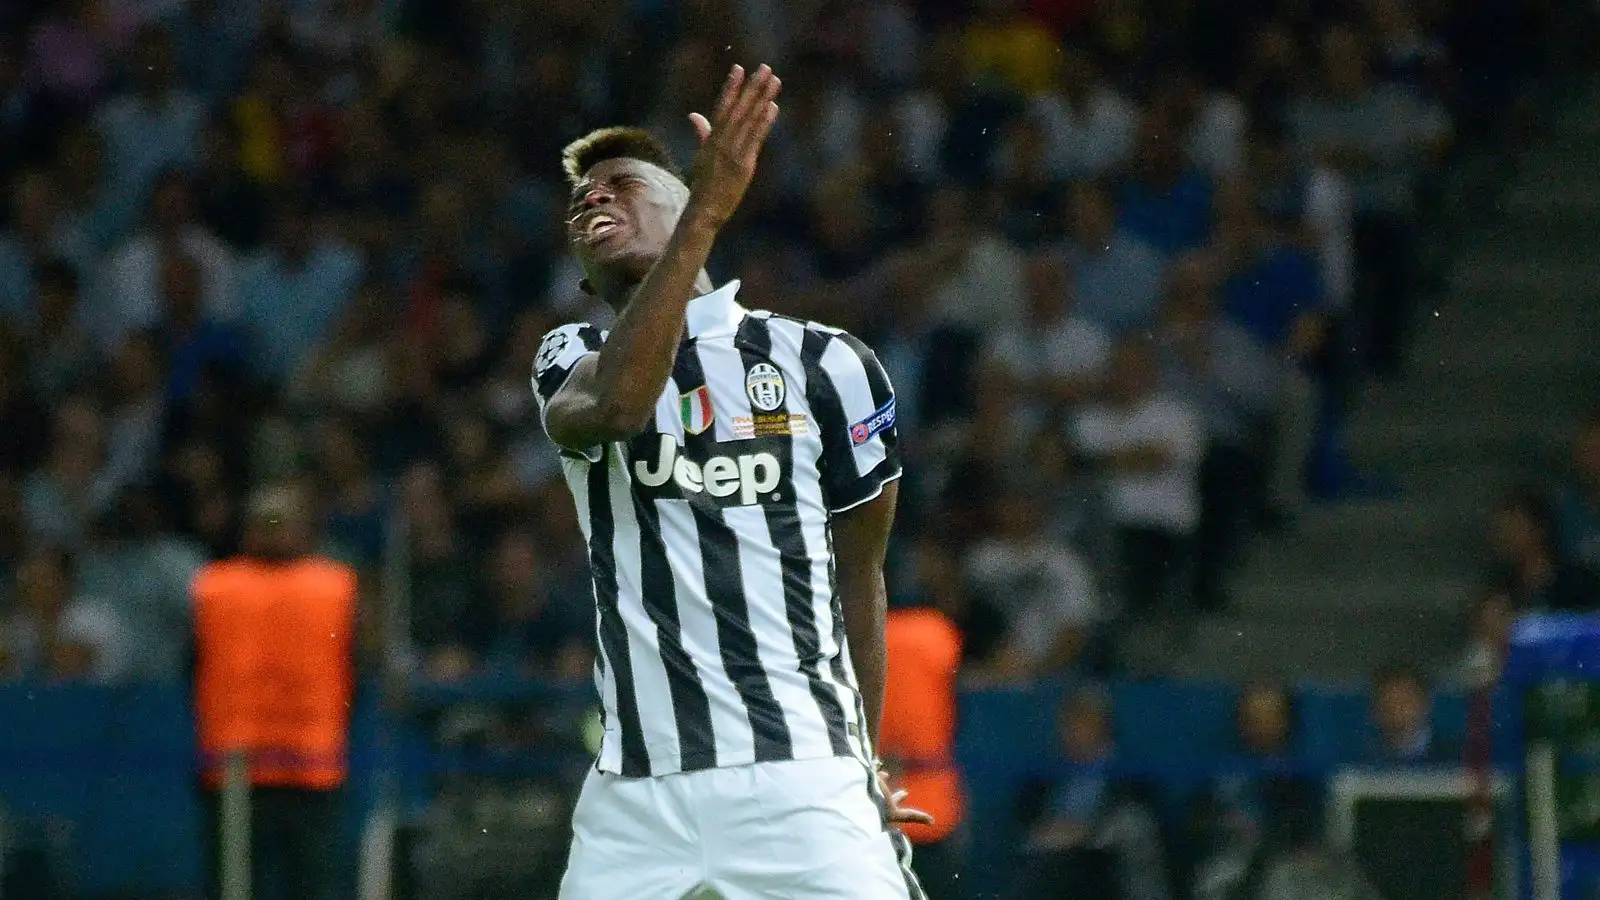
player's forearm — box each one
[840,568,889,750]
[589,212,722,431]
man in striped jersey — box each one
[535,63,933,899]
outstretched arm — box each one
[544,65,782,451]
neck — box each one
[600,269,714,312]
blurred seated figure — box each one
[401,462,489,682]
[1070,336,1204,619]
[1489,484,1600,612]
[1211,176,1327,518]
[1365,665,1458,765]
[1449,587,1513,688]
[963,477,1102,684]
[981,249,1111,428]
[1009,687,1170,900]
[1063,179,1164,334]
[481,529,591,681]
[1154,253,1280,611]
[1116,106,1216,258]
[0,545,129,683]
[1190,683,1320,900]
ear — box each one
[579,277,596,296]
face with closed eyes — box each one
[567,157,688,294]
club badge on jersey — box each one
[744,363,786,412]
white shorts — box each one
[557,755,926,899]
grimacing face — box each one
[567,157,688,289]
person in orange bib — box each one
[881,588,968,898]
[192,482,358,900]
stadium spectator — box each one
[1071,336,1204,617]
[0,545,130,683]
[1190,683,1319,900]
[26,259,98,399]
[23,0,114,113]
[1489,484,1600,612]
[481,529,591,680]
[0,335,51,476]
[1244,123,1353,312]
[1251,803,1381,900]
[1116,107,1216,258]
[1063,178,1165,334]
[94,24,203,209]
[191,115,268,251]
[98,170,236,351]
[981,249,1111,426]
[1292,23,1450,376]
[20,394,114,545]
[994,109,1067,246]
[1212,176,1326,516]
[1157,67,1249,180]
[1366,665,1457,765]
[100,329,168,495]
[1011,687,1170,900]
[1154,253,1279,610]
[311,416,387,570]
[234,192,364,384]
[49,123,130,263]
[0,170,78,321]
[287,278,396,418]
[1450,586,1514,688]
[963,477,1102,683]
[167,0,263,104]
[895,534,1002,670]
[1030,43,1137,181]
[156,247,249,404]
[1559,413,1600,571]
[961,0,1061,97]
[77,486,204,683]
[401,461,487,681]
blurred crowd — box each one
[0,0,1596,897]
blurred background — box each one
[0,0,1597,897]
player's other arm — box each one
[544,65,782,451]
[834,479,898,748]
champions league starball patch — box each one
[850,397,896,446]
[535,330,570,375]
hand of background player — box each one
[877,766,935,827]
[684,64,781,230]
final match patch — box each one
[732,413,809,439]
[849,397,896,446]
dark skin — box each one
[544,64,930,826]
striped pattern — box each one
[531,281,903,778]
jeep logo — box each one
[634,434,781,506]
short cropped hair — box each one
[561,127,683,184]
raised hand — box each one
[684,64,782,230]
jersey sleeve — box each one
[808,330,903,514]
[531,323,607,462]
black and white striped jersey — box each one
[532,280,901,778]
